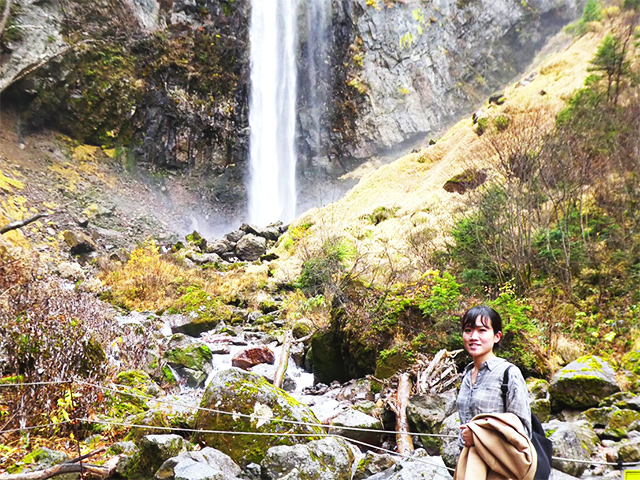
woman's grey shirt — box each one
[457,357,532,447]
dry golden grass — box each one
[272,26,607,285]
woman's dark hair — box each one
[460,306,503,339]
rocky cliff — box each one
[0,0,584,227]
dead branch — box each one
[0,0,12,40]
[0,448,116,480]
[273,329,293,389]
[292,332,314,344]
[415,349,462,395]
[395,372,414,456]
[0,213,49,235]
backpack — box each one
[502,366,553,480]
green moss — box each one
[493,115,510,131]
[185,231,207,251]
[163,343,212,370]
[166,286,231,331]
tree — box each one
[588,31,632,104]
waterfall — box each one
[248,0,299,226]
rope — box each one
[76,380,459,439]
[343,436,456,473]
[0,380,71,387]
[0,420,74,435]
[4,378,638,468]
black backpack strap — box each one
[501,365,513,408]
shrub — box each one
[493,115,510,132]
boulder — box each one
[260,436,355,480]
[14,448,68,474]
[208,239,234,256]
[194,368,323,465]
[225,230,245,244]
[235,234,267,261]
[546,421,599,477]
[327,408,383,445]
[240,223,282,241]
[549,355,620,409]
[125,434,189,479]
[154,447,241,480]
[63,230,98,254]
[188,252,223,265]
[231,346,275,370]
[185,231,207,252]
[166,314,217,338]
[407,390,457,453]
[310,328,349,384]
[605,409,640,439]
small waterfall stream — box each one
[248,0,299,226]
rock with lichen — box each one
[193,368,323,466]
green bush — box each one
[493,115,510,132]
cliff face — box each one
[323,0,584,160]
[0,0,583,227]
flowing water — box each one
[248,0,299,226]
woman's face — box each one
[462,316,502,359]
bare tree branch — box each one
[0,213,49,235]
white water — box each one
[248,0,299,226]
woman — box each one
[457,305,532,447]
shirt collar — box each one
[463,356,506,373]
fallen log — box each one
[395,372,414,456]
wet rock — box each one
[231,346,275,370]
[260,436,355,480]
[550,355,620,409]
[194,368,323,466]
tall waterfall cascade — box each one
[248,0,333,227]
[248,0,299,226]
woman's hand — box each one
[460,425,475,446]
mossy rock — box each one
[368,206,398,225]
[166,288,231,332]
[605,409,640,439]
[527,377,550,400]
[443,168,488,194]
[582,406,616,428]
[112,369,156,413]
[163,334,213,373]
[125,434,189,479]
[10,448,68,474]
[124,410,171,443]
[292,319,313,339]
[193,368,323,466]
[374,347,413,380]
[530,399,551,423]
[185,231,207,252]
[79,336,108,377]
[549,355,620,409]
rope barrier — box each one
[76,380,459,439]
[0,420,74,435]
[0,380,71,387]
[3,378,638,469]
